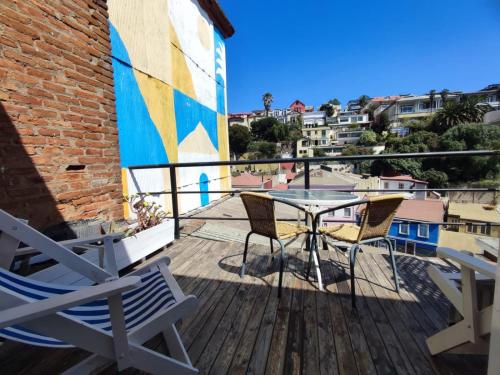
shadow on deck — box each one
[0,235,488,375]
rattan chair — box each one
[240,192,311,297]
[312,194,406,307]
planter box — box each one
[114,220,175,269]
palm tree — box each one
[262,92,273,117]
[440,89,450,106]
[358,95,370,110]
[429,89,436,112]
[432,96,492,132]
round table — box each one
[268,189,360,291]
[268,189,359,207]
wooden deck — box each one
[0,235,488,374]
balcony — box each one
[1,196,491,374]
[0,151,498,375]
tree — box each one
[429,89,436,112]
[262,92,273,117]
[358,95,370,109]
[439,123,500,183]
[358,130,378,146]
[440,89,450,106]
[372,111,390,134]
[247,141,277,159]
[329,98,341,105]
[319,103,335,117]
[251,117,289,142]
[228,125,251,159]
[421,169,448,188]
[313,148,326,157]
[431,96,492,133]
[341,145,373,174]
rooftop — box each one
[381,175,428,184]
[448,202,500,223]
[289,168,362,187]
[395,199,445,222]
[231,172,270,187]
[438,229,491,254]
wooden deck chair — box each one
[426,247,496,356]
[0,209,198,374]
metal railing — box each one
[128,150,499,239]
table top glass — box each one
[268,189,358,205]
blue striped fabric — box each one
[0,268,176,348]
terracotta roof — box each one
[370,96,401,102]
[280,162,294,170]
[231,172,269,187]
[198,0,235,38]
[286,172,297,180]
[395,199,444,222]
[448,202,500,223]
[276,184,289,190]
[380,175,428,184]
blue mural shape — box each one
[109,22,168,167]
[214,28,226,115]
[173,89,218,150]
[199,173,209,206]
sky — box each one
[218,0,500,113]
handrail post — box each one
[169,166,180,239]
[304,160,310,190]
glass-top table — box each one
[268,189,361,291]
[268,189,359,206]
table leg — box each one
[312,246,323,291]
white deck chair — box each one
[0,209,198,374]
[426,247,496,356]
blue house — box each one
[387,199,444,255]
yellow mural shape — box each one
[169,22,196,99]
[134,71,178,163]
[217,114,231,191]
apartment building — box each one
[228,113,253,129]
[382,93,460,126]
[329,111,371,145]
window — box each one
[344,208,351,217]
[384,182,389,189]
[398,183,404,189]
[400,105,414,113]
[399,223,409,235]
[340,117,349,123]
[466,223,473,233]
[358,116,364,121]
[321,130,326,137]
[419,102,431,110]
[418,224,429,238]
[480,225,491,236]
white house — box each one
[380,175,428,200]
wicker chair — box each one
[240,192,311,297]
[312,194,406,307]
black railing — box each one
[128,150,499,239]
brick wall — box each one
[0,0,123,233]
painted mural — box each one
[108,0,231,216]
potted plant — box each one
[117,194,175,265]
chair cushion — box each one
[319,224,360,243]
[276,221,309,240]
[0,268,176,348]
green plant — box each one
[123,194,168,235]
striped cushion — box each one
[0,268,176,348]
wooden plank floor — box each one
[0,235,488,375]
